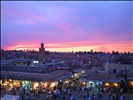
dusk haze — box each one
[1,1,133,52]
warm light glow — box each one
[65,80,69,84]
[34,82,39,89]
[83,82,86,84]
[81,71,85,73]
[105,83,109,86]
[45,82,48,87]
[51,83,55,87]
[3,82,9,86]
[114,83,118,86]
[13,81,20,87]
[132,82,133,86]
[129,81,133,86]
[0,80,2,84]
[5,42,132,53]
[9,86,13,91]
[74,74,78,77]
[3,83,7,86]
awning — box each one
[73,68,84,73]
[80,78,102,82]
[53,73,73,81]
[79,78,88,82]
[87,79,101,82]
[0,76,8,79]
[103,78,121,83]
[20,77,49,82]
[0,75,20,80]
[81,74,87,77]
[127,77,133,80]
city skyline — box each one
[1,1,133,52]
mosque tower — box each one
[38,41,45,62]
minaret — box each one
[38,41,45,62]
[41,41,44,48]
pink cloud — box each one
[2,5,47,25]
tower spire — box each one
[41,41,44,48]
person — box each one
[21,94,24,100]
[79,90,82,96]
[108,95,111,100]
[92,94,96,100]
[62,94,65,99]
[46,93,49,100]
[53,93,57,100]
[120,88,123,93]
[70,93,73,100]
[83,91,87,100]
[25,93,30,100]
[82,87,84,92]
[87,95,91,100]
[42,87,45,93]
[87,89,90,96]
[63,87,67,94]
[19,87,23,94]
[123,95,125,100]
[67,88,71,95]
[113,95,115,100]
[47,92,52,100]
[4,88,6,94]
[12,87,16,95]
[120,94,123,100]
[116,93,119,100]
[33,96,36,100]
[26,88,30,95]
[98,91,102,98]
[100,87,102,92]
[55,89,60,97]
[109,90,112,96]
[35,89,38,96]
[103,87,106,93]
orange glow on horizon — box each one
[4,42,132,53]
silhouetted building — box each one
[38,41,45,62]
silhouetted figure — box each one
[116,93,119,100]
[25,93,30,100]
[123,95,125,100]
[54,94,57,100]
[22,94,24,100]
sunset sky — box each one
[1,1,133,52]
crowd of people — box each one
[1,79,130,100]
